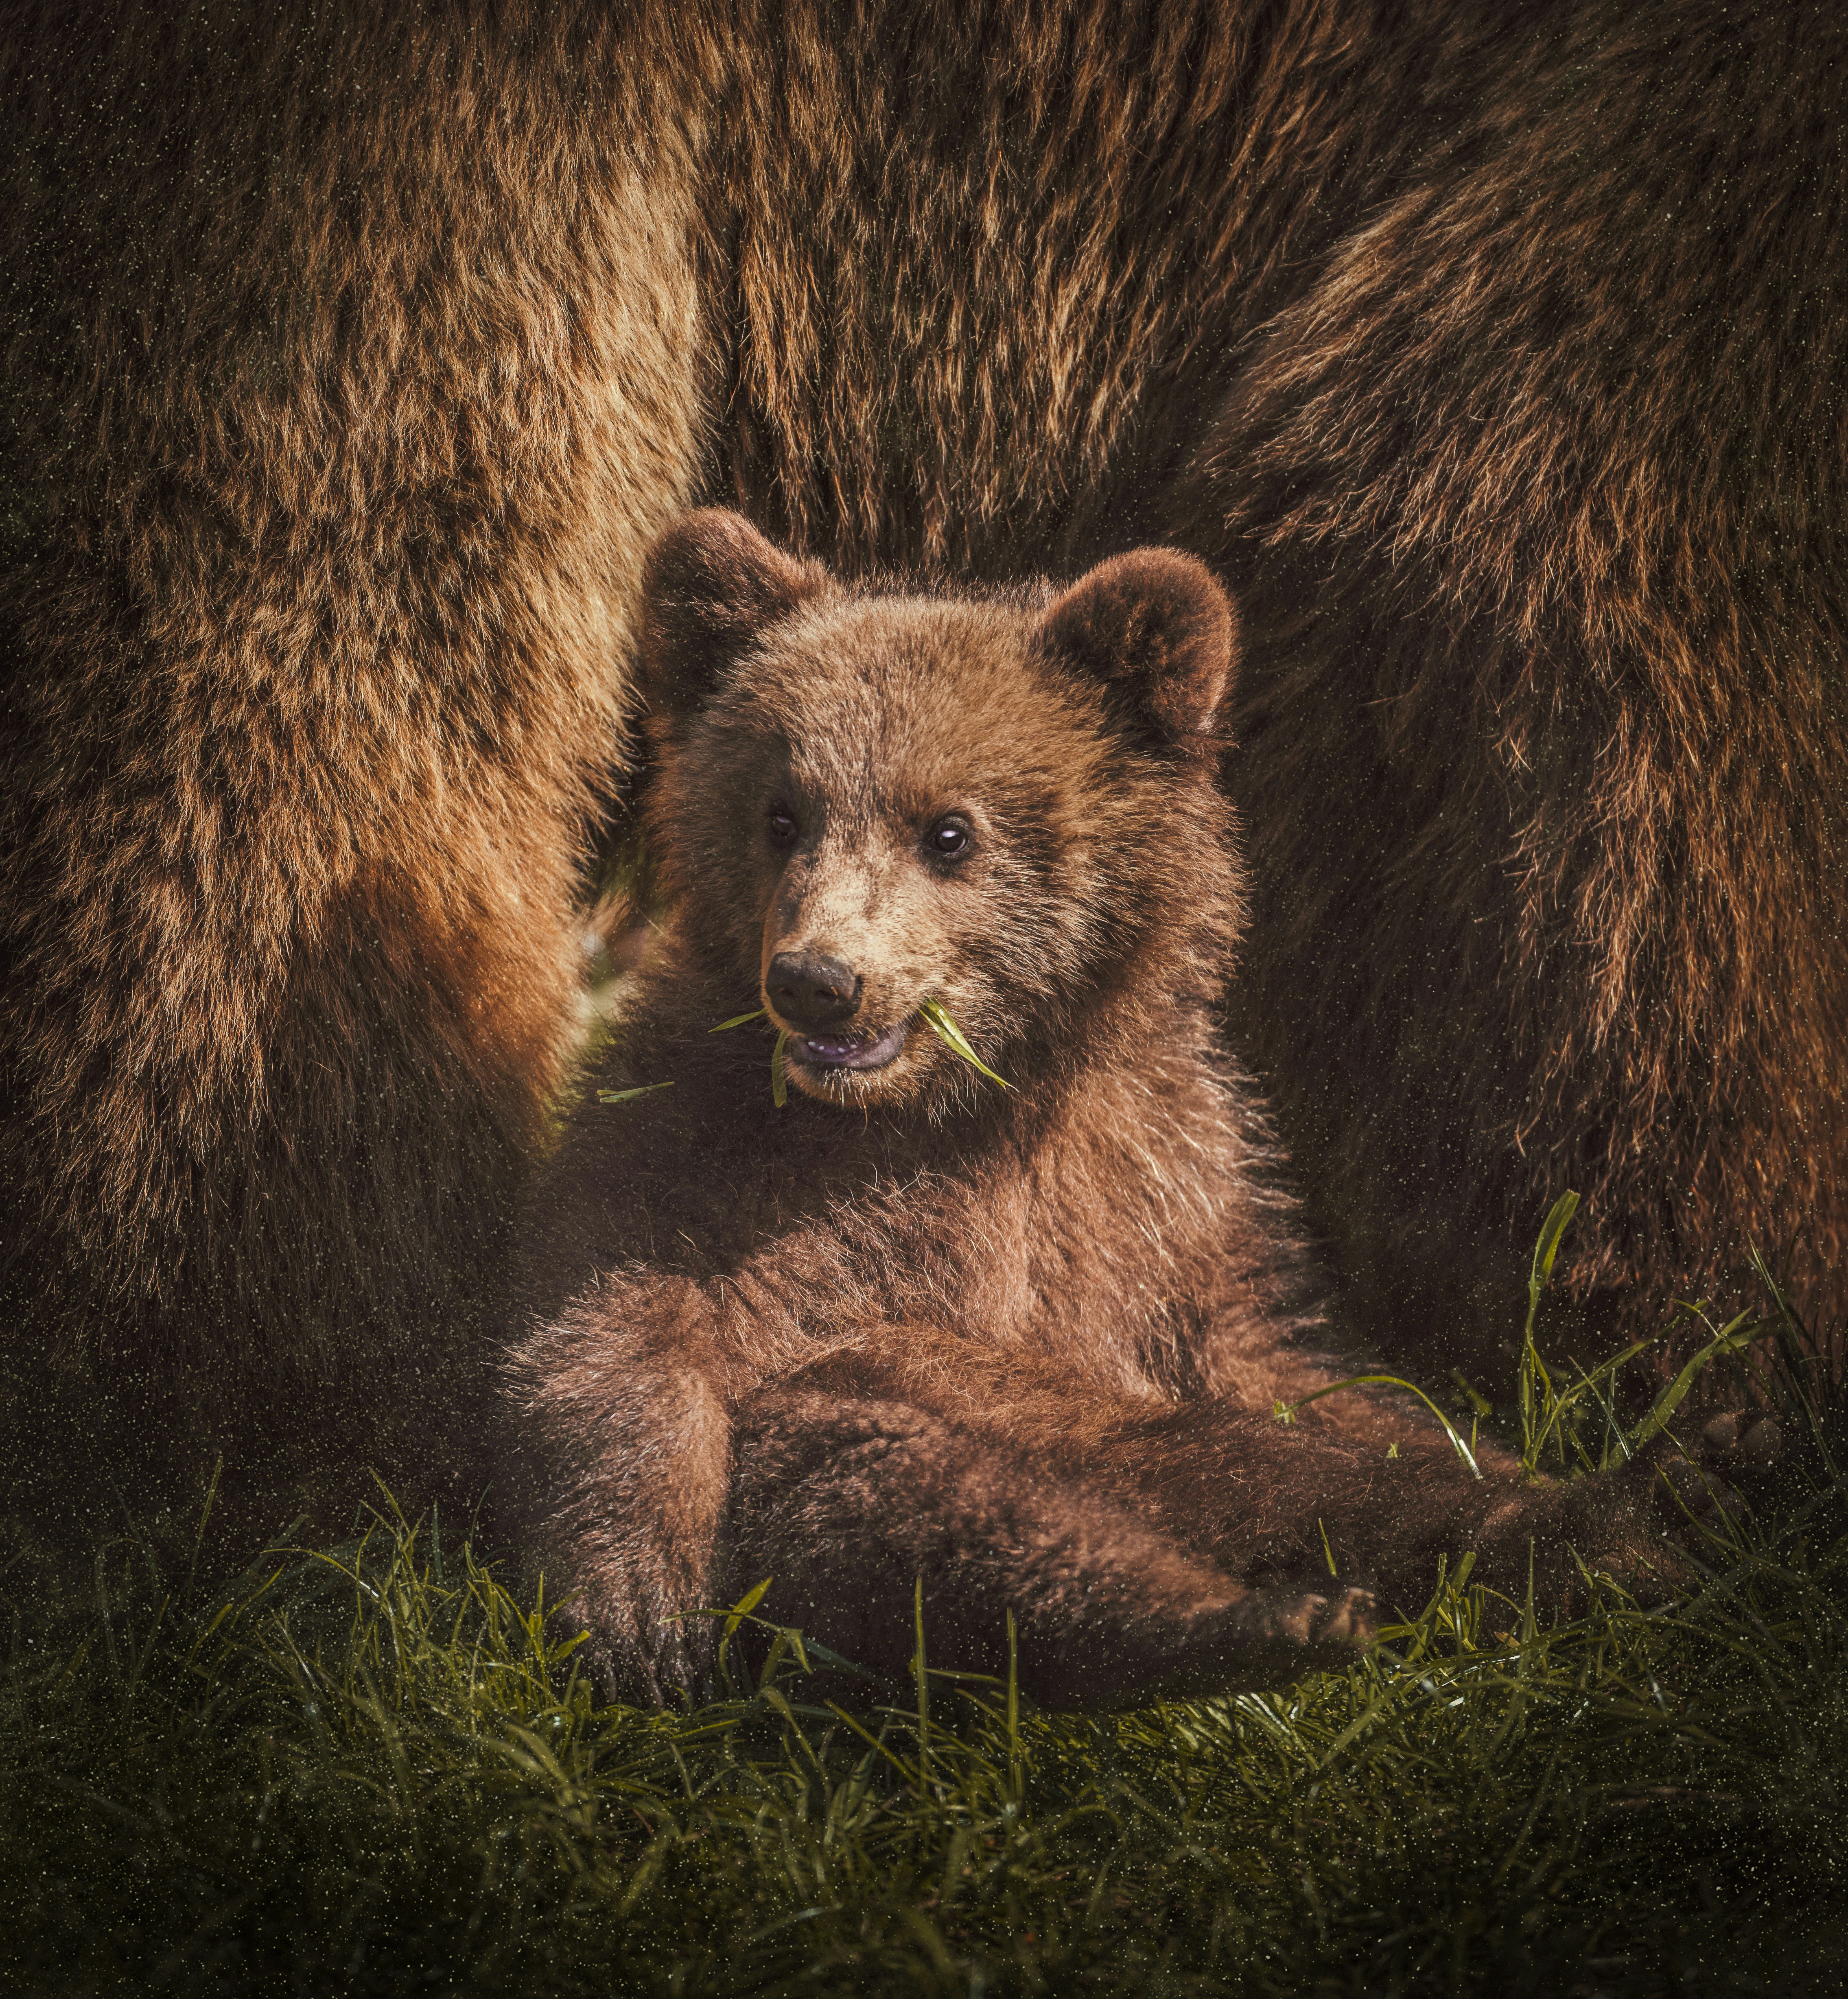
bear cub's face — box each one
[639,512,1239,1109]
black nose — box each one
[766,950,861,1030]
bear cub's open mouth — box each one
[785,1017,910,1073]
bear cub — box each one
[501,510,1706,1709]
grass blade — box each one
[1626,1307,1776,1452]
[1276,1374,1483,1479]
[1519,1191,1579,1466]
[771,1030,790,1107]
[596,1080,676,1105]
[919,998,1011,1091]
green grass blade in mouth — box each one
[597,1080,676,1105]
[752,1000,999,1101]
[771,1030,790,1107]
[703,1004,786,1103]
[919,998,1012,1091]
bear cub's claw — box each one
[1652,1408,1783,1536]
[1697,1411,1784,1472]
[1230,1582,1378,1662]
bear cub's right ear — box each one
[1034,549,1238,752]
[639,510,827,726]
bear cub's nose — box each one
[766,950,862,1030]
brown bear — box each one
[0,4,714,1547]
[3,1,1841,1553]
[500,511,1720,1707]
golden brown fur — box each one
[2,1,1840,1543]
[1,3,714,1534]
[501,514,1705,1706]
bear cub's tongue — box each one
[792,1018,909,1071]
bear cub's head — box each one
[637,510,1242,1109]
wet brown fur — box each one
[3,2,1841,1545]
[502,514,1695,1707]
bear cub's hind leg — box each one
[720,1382,1377,1712]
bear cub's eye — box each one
[925,815,973,863]
[767,802,799,844]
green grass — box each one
[704,1000,1008,1109]
[5,1247,1846,1995]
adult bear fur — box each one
[1164,4,1848,1380]
[0,4,718,1541]
[2,1,1842,1541]
[502,511,1706,1708]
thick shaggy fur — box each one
[0,5,713,1533]
[1165,5,1848,1377]
[502,514,1698,1707]
[3,2,1841,1536]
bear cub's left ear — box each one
[1034,549,1238,750]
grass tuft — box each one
[9,1470,1845,1992]
[1278,1193,1801,1487]
[6,1227,1845,1993]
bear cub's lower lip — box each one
[789,1018,909,1072]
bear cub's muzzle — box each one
[765,947,911,1074]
